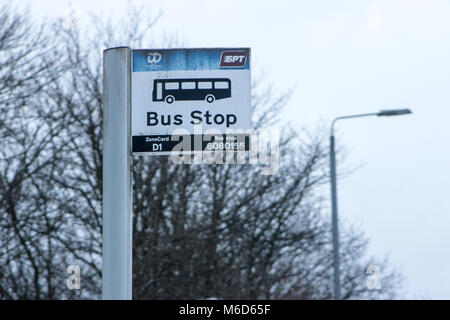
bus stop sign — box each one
[131,48,251,154]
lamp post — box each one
[330,108,411,300]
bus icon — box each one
[152,78,231,104]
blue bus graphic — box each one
[152,78,231,104]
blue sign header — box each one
[132,48,250,72]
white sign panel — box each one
[131,48,251,154]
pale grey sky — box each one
[25,0,450,299]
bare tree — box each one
[0,3,78,299]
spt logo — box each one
[220,51,247,67]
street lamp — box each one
[329,108,412,300]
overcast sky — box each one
[25,0,450,299]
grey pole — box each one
[329,108,411,300]
[329,112,377,301]
[103,47,132,300]
[329,133,341,300]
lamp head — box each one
[377,109,412,116]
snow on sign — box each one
[131,48,251,154]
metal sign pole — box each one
[102,47,132,300]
